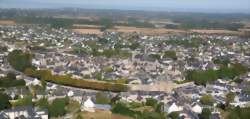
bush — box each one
[0,77,25,87]
[163,51,177,60]
[14,95,33,107]
[200,95,214,106]
[95,92,110,104]
[0,92,11,110]
[228,106,250,119]
[199,108,211,119]
[115,78,128,84]
[111,102,135,117]
[149,54,161,61]
[103,67,114,73]
[168,112,179,119]
[35,97,49,109]
[0,72,25,87]
[112,100,167,119]
[49,97,69,117]
[145,98,158,108]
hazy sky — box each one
[1,0,250,13]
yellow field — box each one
[0,20,16,25]
[190,29,242,35]
[72,28,103,35]
[73,24,101,29]
[109,26,187,35]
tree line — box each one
[185,63,248,85]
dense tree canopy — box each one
[0,73,25,87]
[186,69,218,85]
[0,92,11,110]
[7,50,33,71]
[228,106,250,119]
[35,97,49,109]
[14,95,33,107]
[199,108,211,119]
[200,94,214,106]
[186,63,248,85]
[49,97,69,117]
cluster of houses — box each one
[0,24,250,119]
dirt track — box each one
[129,80,194,93]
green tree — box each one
[111,102,134,117]
[186,69,218,86]
[200,108,211,119]
[168,112,179,119]
[0,92,11,110]
[6,72,16,80]
[49,97,69,117]
[14,95,32,107]
[0,76,25,87]
[200,94,214,106]
[95,92,110,104]
[99,18,114,30]
[145,98,158,108]
[7,50,33,71]
[225,92,235,107]
[36,97,48,109]
[163,51,177,60]
[149,54,161,61]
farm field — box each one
[72,28,103,35]
[72,25,243,35]
[0,20,16,25]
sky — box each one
[0,0,250,13]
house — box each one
[67,90,74,97]
[165,102,183,113]
[191,103,202,114]
[81,97,95,112]
[26,78,41,86]
[0,106,48,119]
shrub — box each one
[0,92,11,110]
[168,112,180,119]
[163,51,177,60]
[95,92,110,104]
[36,97,49,109]
[49,97,69,117]
[199,108,211,119]
[200,95,214,106]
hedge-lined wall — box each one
[24,68,128,92]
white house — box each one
[82,97,95,112]
[67,90,74,97]
[0,106,48,119]
[166,103,183,113]
[191,103,202,114]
